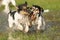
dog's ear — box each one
[25,1,27,5]
[41,8,44,12]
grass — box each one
[0,0,60,11]
[0,33,8,40]
[0,0,60,40]
[16,0,60,10]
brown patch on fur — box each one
[19,11,29,15]
[28,14,36,27]
[30,14,36,21]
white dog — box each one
[8,10,30,33]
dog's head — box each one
[17,1,28,12]
[31,5,44,15]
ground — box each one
[0,0,60,40]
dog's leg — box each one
[8,15,14,28]
[8,21,13,28]
[14,20,23,31]
[24,23,29,33]
[42,18,46,30]
[37,17,42,30]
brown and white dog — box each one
[29,5,46,31]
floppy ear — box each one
[17,5,22,12]
[39,7,44,17]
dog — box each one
[29,5,45,31]
[8,2,30,33]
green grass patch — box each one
[0,5,5,12]
[0,33,8,40]
[0,0,60,11]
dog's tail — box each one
[44,9,49,12]
[25,1,27,5]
